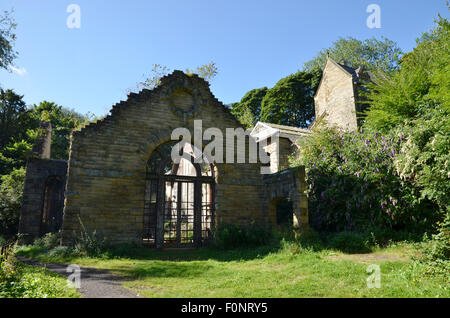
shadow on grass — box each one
[16,242,283,264]
[16,227,425,272]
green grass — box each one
[16,241,449,298]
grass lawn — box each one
[16,241,449,298]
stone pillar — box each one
[32,121,52,159]
[293,166,309,230]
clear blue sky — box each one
[0,0,448,116]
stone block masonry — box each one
[61,71,309,245]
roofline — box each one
[313,57,354,99]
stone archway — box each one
[143,141,215,248]
[40,176,64,235]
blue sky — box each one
[0,0,448,117]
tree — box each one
[0,167,25,238]
[231,87,268,128]
[363,15,449,131]
[0,89,28,149]
[0,9,17,71]
[260,71,315,128]
[303,37,403,77]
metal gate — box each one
[143,142,215,248]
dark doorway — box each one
[143,141,215,248]
[276,198,293,227]
[40,176,64,235]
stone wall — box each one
[18,158,67,240]
[61,71,276,245]
[263,166,308,229]
[19,120,67,241]
[314,59,358,131]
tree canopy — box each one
[260,71,315,128]
[0,9,17,71]
[303,36,403,77]
[363,15,449,131]
[0,89,28,149]
[230,87,268,128]
[231,36,403,129]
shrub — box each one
[417,212,450,275]
[427,212,450,261]
[214,223,274,250]
[33,232,61,250]
[70,216,108,257]
[1,251,78,298]
[293,125,440,233]
[326,231,372,253]
[47,246,72,258]
[0,167,25,239]
[394,106,449,214]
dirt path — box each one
[18,257,141,298]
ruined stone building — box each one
[18,57,365,248]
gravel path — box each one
[17,256,141,298]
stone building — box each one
[18,57,365,248]
[19,71,308,247]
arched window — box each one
[143,141,215,248]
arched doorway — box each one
[143,141,215,248]
[40,176,64,236]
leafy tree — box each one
[363,15,449,131]
[0,9,17,71]
[303,37,403,77]
[260,71,315,128]
[231,87,268,128]
[0,140,32,175]
[0,89,29,149]
[0,167,25,238]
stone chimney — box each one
[31,121,52,159]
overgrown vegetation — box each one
[0,96,91,239]
[292,125,443,233]
[0,167,25,238]
[290,12,449,275]
[0,241,79,298]
[136,61,218,91]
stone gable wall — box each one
[62,72,273,245]
[314,61,358,131]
